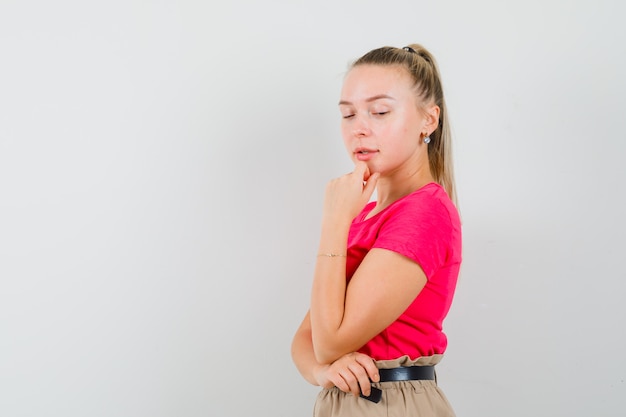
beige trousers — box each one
[313,355,455,417]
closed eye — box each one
[342,114,355,119]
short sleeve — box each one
[372,192,454,279]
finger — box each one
[356,355,380,383]
[339,370,361,397]
[348,362,373,397]
[362,172,379,199]
[331,374,350,393]
[353,161,370,181]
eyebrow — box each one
[338,94,396,106]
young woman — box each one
[291,44,462,417]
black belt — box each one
[378,365,435,382]
[359,366,436,403]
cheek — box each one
[340,122,349,137]
[401,126,414,140]
[388,127,419,154]
[341,130,352,152]
[398,119,420,142]
[340,124,352,143]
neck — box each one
[372,158,434,216]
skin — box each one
[291,64,440,398]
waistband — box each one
[378,365,435,382]
[359,366,436,403]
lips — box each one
[354,147,378,155]
[354,147,379,161]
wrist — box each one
[320,219,350,245]
[313,363,330,387]
[321,214,353,232]
[317,252,346,258]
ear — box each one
[424,104,440,134]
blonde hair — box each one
[351,44,457,205]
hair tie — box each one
[402,46,416,53]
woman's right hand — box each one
[314,352,380,397]
[321,162,379,228]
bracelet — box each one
[317,253,347,258]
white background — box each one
[1,1,625,416]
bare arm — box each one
[291,311,324,385]
[311,248,427,363]
[291,310,380,397]
[309,163,427,364]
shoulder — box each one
[374,183,461,277]
[386,183,459,230]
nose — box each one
[353,116,371,137]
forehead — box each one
[340,64,415,103]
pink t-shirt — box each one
[347,183,462,361]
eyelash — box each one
[342,111,388,119]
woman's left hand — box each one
[313,352,380,397]
[322,162,379,227]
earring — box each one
[423,133,431,144]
